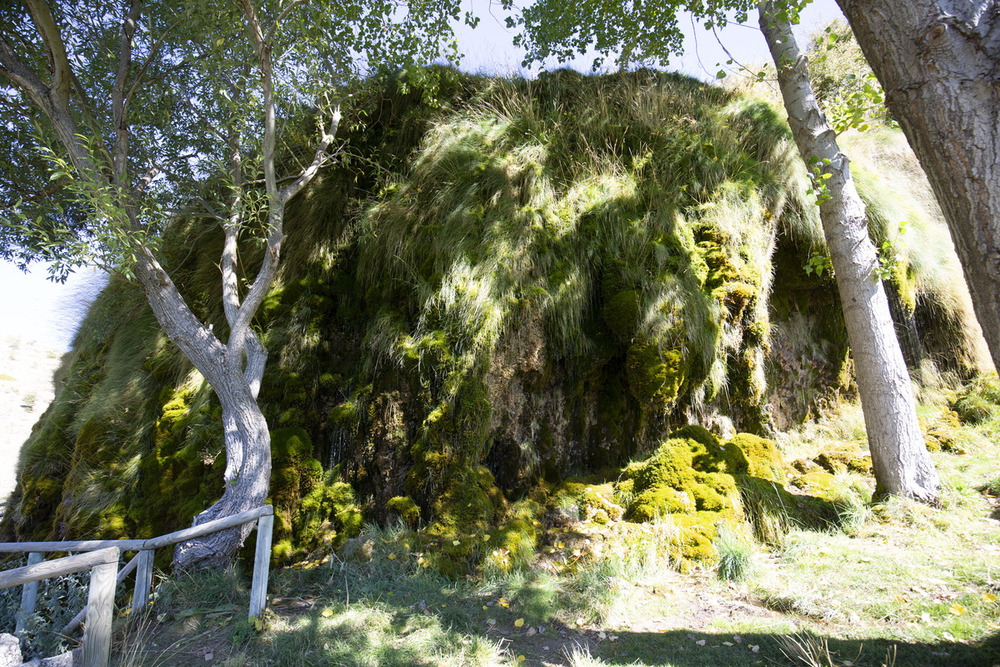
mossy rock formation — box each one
[1,68,987,568]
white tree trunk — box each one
[172,385,271,569]
[759,2,939,501]
[836,0,1000,374]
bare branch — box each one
[0,37,103,183]
[280,102,342,203]
[132,164,160,196]
[221,138,244,330]
[0,36,52,109]
[195,196,228,222]
[228,0,283,360]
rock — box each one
[0,635,21,667]
[37,647,81,665]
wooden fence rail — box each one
[0,547,119,667]
[0,505,274,667]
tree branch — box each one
[24,0,73,107]
[279,102,342,203]
[124,18,182,111]
[112,0,141,189]
[221,138,244,331]
[268,0,311,45]
[230,0,283,363]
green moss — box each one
[289,480,363,560]
[387,496,421,528]
[578,484,625,522]
[673,511,724,564]
[718,281,757,323]
[727,433,786,484]
[8,66,979,570]
[602,290,643,342]
[625,339,687,412]
[428,465,504,534]
[950,393,993,425]
[789,471,840,499]
[328,400,360,429]
[626,487,691,521]
[924,411,966,454]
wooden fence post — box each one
[82,556,118,667]
[249,512,273,619]
[132,549,154,616]
[15,552,42,639]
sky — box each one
[0,0,844,353]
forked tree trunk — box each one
[758,2,939,501]
[172,385,271,570]
[836,0,1000,373]
[133,253,274,571]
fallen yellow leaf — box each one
[387,553,396,560]
[984,593,997,603]
[950,603,966,616]
[321,609,333,618]
[515,618,525,628]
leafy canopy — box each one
[503,0,815,71]
[0,0,474,279]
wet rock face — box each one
[3,67,985,558]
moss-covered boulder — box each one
[617,428,744,544]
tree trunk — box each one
[836,0,1000,373]
[758,2,939,501]
[172,382,272,570]
[133,253,273,570]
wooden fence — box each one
[0,505,274,667]
[0,547,118,667]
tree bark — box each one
[836,0,1000,373]
[758,2,939,501]
[172,382,271,569]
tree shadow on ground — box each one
[554,628,1000,667]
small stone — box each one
[0,635,21,667]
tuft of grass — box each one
[715,524,755,582]
[776,632,839,667]
[563,642,606,667]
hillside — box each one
[0,68,989,576]
[0,335,62,505]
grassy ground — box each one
[86,375,1000,667]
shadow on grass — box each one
[135,560,1000,667]
[253,573,1000,667]
[579,629,1000,667]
